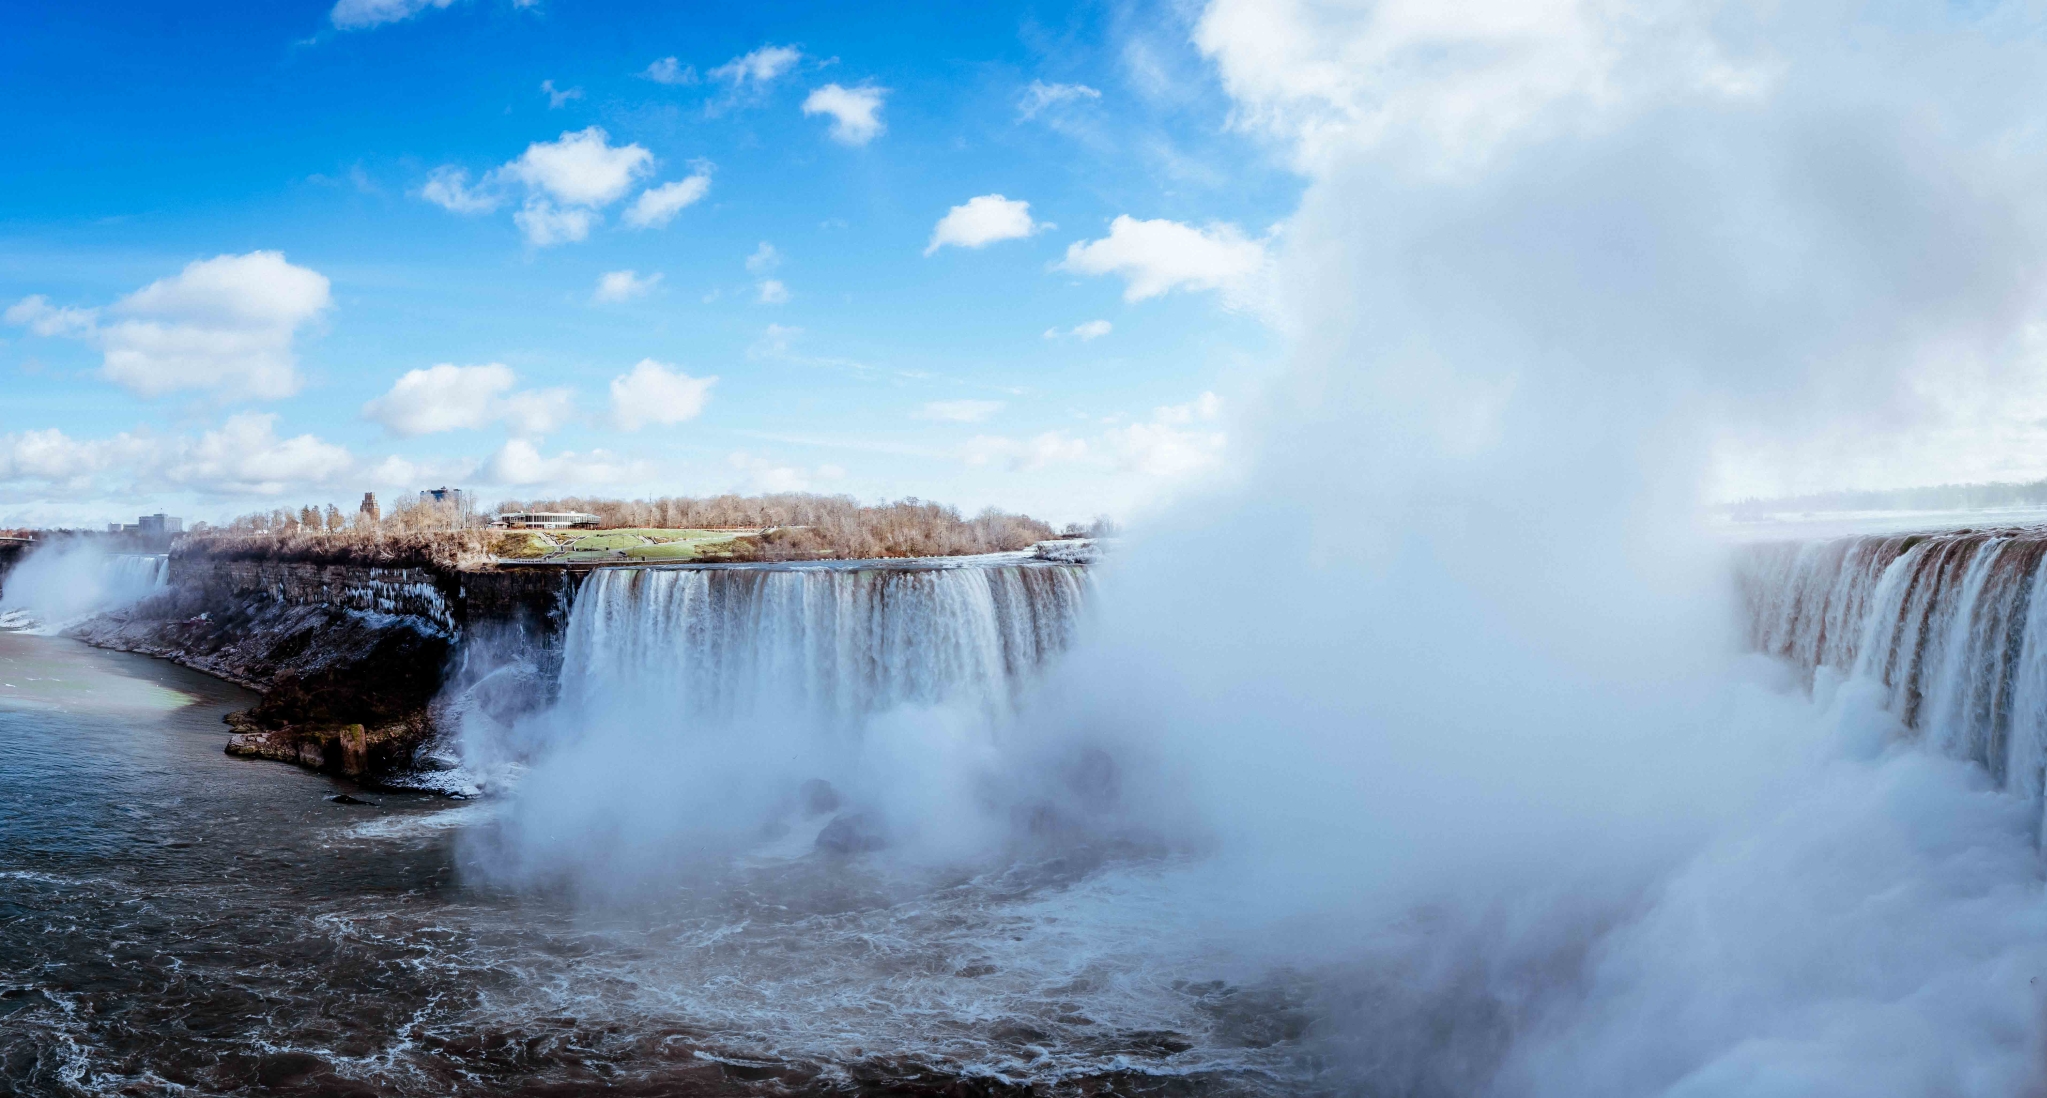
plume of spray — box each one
[0,539,167,632]
[1003,0,2047,1091]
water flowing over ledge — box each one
[1738,527,2047,799]
[557,561,1091,731]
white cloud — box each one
[916,399,1005,423]
[418,166,502,214]
[963,431,1091,472]
[4,296,97,338]
[540,79,583,109]
[924,195,1047,255]
[362,363,573,438]
[1059,216,1268,302]
[1045,319,1113,341]
[7,251,332,401]
[803,84,888,145]
[1018,80,1101,119]
[512,199,594,246]
[484,438,648,487]
[755,279,790,305]
[167,413,354,495]
[502,127,652,207]
[748,323,802,359]
[0,428,147,486]
[727,451,816,493]
[1107,392,1226,477]
[643,57,697,85]
[425,128,665,244]
[710,45,802,87]
[592,270,661,303]
[623,171,711,228]
[329,0,454,30]
[745,241,782,274]
[609,359,715,431]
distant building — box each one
[493,511,601,529]
[135,513,182,536]
[420,487,466,506]
[359,492,380,522]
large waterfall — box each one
[557,559,1090,728]
[464,558,1093,855]
[1739,528,2047,798]
[0,547,167,631]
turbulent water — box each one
[0,560,1325,1097]
[1738,527,2047,807]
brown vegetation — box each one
[498,494,1057,561]
[178,493,1060,570]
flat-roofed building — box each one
[492,511,601,529]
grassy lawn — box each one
[492,527,756,562]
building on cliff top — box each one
[493,511,601,529]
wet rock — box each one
[814,811,886,855]
[325,793,375,806]
[799,777,841,816]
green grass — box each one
[490,527,756,562]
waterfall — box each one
[557,560,1090,730]
[0,547,168,631]
[1738,529,2047,799]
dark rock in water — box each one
[799,777,841,817]
[814,811,886,855]
[326,793,376,806]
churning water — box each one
[1,564,1318,1097]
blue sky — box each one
[0,0,1299,527]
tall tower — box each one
[359,492,380,523]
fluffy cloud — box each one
[503,127,652,207]
[1018,80,1101,119]
[726,451,841,494]
[362,363,573,438]
[609,359,716,431]
[166,414,354,496]
[0,428,149,486]
[1059,216,1268,302]
[484,439,648,487]
[1044,319,1113,341]
[512,201,594,246]
[961,392,1224,479]
[419,167,501,213]
[6,251,332,400]
[803,84,888,145]
[711,45,803,87]
[962,432,1091,472]
[329,0,454,30]
[925,195,1047,255]
[422,128,704,246]
[745,242,781,274]
[643,57,697,85]
[623,171,711,228]
[916,399,1005,423]
[1194,0,1769,174]
[755,279,790,305]
[592,270,661,303]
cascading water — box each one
[0,545,168,631]
[558,560,1090,729]
[459,557,1093,864]
[1738,528,2047,800]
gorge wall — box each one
[73,556,576,784]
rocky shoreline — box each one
[71,557,575,790]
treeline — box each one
[500,493,1062,560]
[176,492,1079,569]
[1728,478,2047,518]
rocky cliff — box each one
[76,558,578,788]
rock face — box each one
[74,558,578,786]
